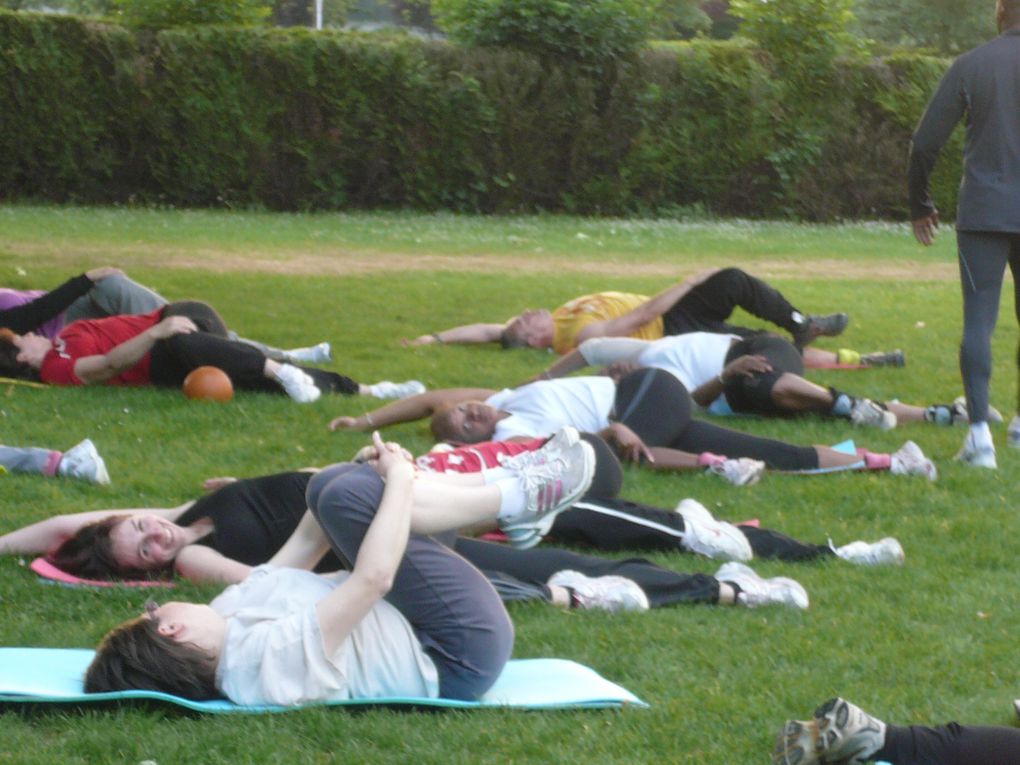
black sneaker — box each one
[793,312,849,346]
[860,349,905,367]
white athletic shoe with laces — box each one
[499,430,595,549]
[275,363,321,403]
[547,570,650,613]
[715,562,809,609]
[890,440,938,480]
[950,395,1003,424]
[369,380,427,400]
[955,431,997,470]
[832,537,904,566]
[57,439,111,485]
[773,697,887,765]
[707,458,765,486]
[675,499,752,562]
[285,341,333,364]
[849,398,897,430]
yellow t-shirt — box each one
[552,291,664,354]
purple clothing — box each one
[0,289,66,339]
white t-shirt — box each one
[486,377,616,440]
[578,333,737,415]
[213,566,439,706]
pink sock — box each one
[698,451,727,468]
[44,450,63,477]
[861,450,891,470]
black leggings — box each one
[662,267,801,338]
[549,498,833,562]
[614,368,819,471]
[723,334,805,416]
[148,301,359,394]
[876,723,1020,765]
[452,537,720,609]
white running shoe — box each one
[500,434,595,549]
[951,395,1003,424]
[715,562,809,609]
[954,431,997,470]
[285,341,333,364]
[275,363,321,403]
[369,380,427,399]
[708,457,765,486]
[498,426,580,472]
[675,499,752,562]
[1009,414,1020,450]
[773,697,887,765]
[832,537,904,566]
[849,398,897,430]
[890,440,938,480]
[57,439,111,485]
[547,570,650,613]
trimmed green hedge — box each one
[0,10,961,218]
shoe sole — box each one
[772,719,820,765]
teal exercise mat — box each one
[0,648,647,712]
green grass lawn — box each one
[1,205,1017,764]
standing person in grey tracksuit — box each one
[909,0,1020,470]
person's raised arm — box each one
[0,502,194,556]
[329,387,496,432]
[690,354,772,408]
[317,433,416,656]
[72,315,196,385]
[404,323,507,347]
[0,268,123,335]
[574,269,721,344]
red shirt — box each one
[39,309,163,386]
[415,438,546,474]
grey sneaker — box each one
[285,341,332,364]
[369,380,427,399]
[57,439,111,485]
[849,398,897,430]
[832,537,904,566]
[547,570,650,613]
[955,431,997,470]
[715,562,808,609]
[500,435,595,549]
[1009,415,1020,450]
[675,499,752,562]
[707,457,765,486]
[794,312,850,346]
[773,697,887,765]
[890,440,938,480]
[275,363,321,403]
[948,395,1004,425]
[860,349,905,367]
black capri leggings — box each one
[613,368,819,471]
[723,333,804,416]
[148,301,359,395]
[876,723,1020,765]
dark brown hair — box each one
[47,517,169,581]
[85,617,218,700]
[0,328,39,381]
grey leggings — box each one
[0,445,59,475]
[306,463,514,701]
[956,230,1020,422]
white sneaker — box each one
[57,439,111,485]
[850,398,897,430]
[955,431,996,469]
[715,562,809,609]
[773,697,887,765]
[675,499,752,562]
[500,435,595,549]
[1009,414,1020,449]
[275,363,321,403]
[285,341,332,364]
[498,427,579,472]
[369,380,426,399]
[951,395,1003,424]
[708,457,765,486]
[833,537,904,566]
[547,570,650,613]
[890,440,938,480]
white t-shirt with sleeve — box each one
[486,377,616,440]
[213,566,439,706]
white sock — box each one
[495,477,527,520]
[969,421,993,449]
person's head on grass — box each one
[0,328,44,381]
[430,401,505,444]
[85,600,222,699]
[49,514,192,581]
[500,309,554,350]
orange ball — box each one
[182,366,233,403]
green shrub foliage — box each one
[0,9,964,218]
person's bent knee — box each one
[305,462,367,520]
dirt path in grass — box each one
[8,242,960,281]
